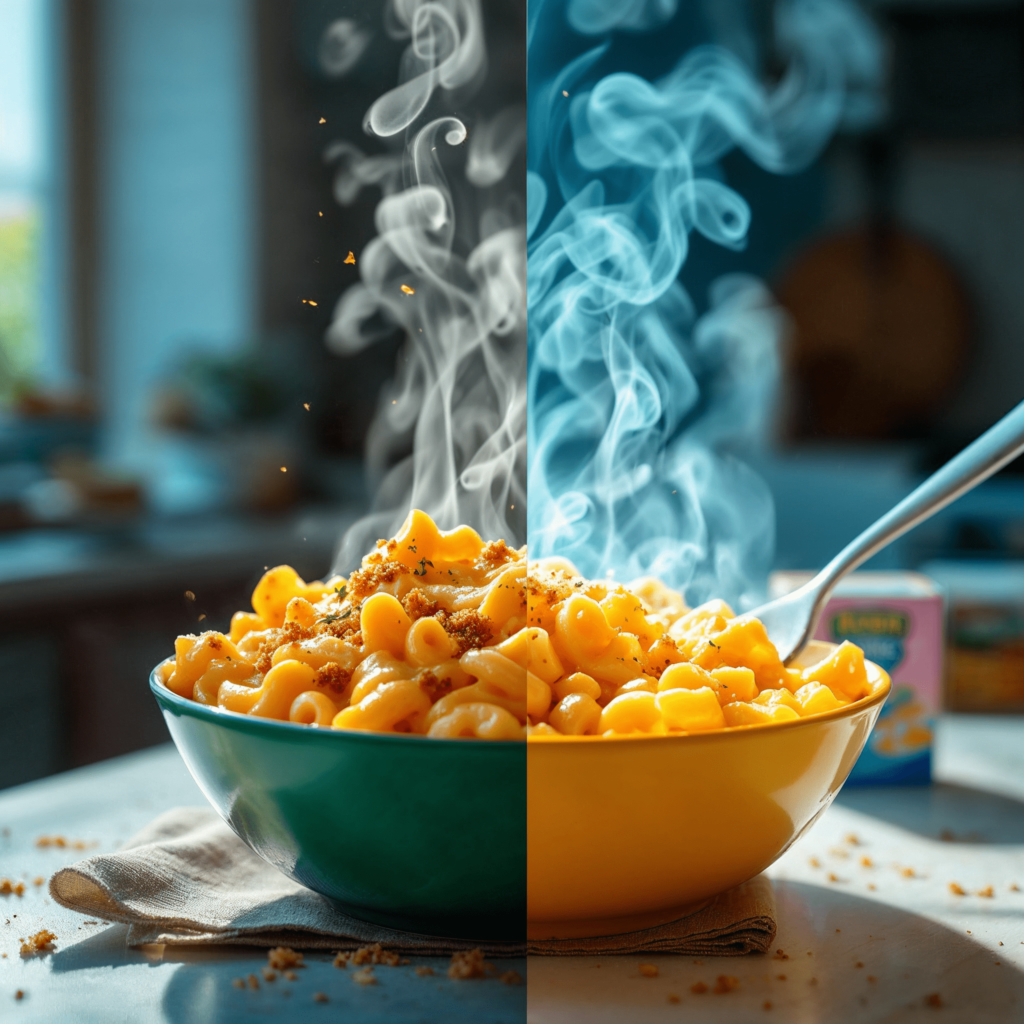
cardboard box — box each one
[770,571,944,784]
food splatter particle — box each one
[855,962,864,969]
[867,976,877,983]
[691,982,708,994]
[777,974,787,981]
[344,251,356,265]
[268,948,304,971]
[667,994,680,1004]
[809,857,821,868]
[828,873,841,883]
[448,948,490,979]
[900,867,916,878]
[184,590,196,601]
[352,966,376,986]
[14,990,25,1000]
[868,883,877,891]
[247,974,259,990]
[400,284,415,295]
[860,856,873,868]
[232,978,245,989]
[318,117,326,124]
[562,89,569,96]
[714,975,740,994]
[925,993,943,1008]
[1010,883,1020,892]
[20,931,56,956]
[639,963,659,977]
[280,466,287,473]
[845,833,860,845]
[284,971,298,982]
[764,1001,773,1010]
[949,882,966,896]
[977,886,994,898]
[415,966,435,977]
[313,992,329,1003]
[773,950,789,961]
[500,971,522,985]
[0,879,24,896]
[261,967,276,982]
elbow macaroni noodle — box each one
[160,511,876,740]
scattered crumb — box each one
[639,963,659,978]
[334,943,401,968]
[352,966,376,986]
[691,982,708,994]
[967,931,972,935]
[714,975,740,994]
[827,873,841,883]
[448,948,489,980]
[835,929,841,933]
[764,1001,773,1010]
[977,886,994,898]
[949,883,966,896]
[415,966,435,977]
[32,878,44,887]
[261,967,276,982]
[940,829,955,842]
[500,971,522,985]
[773,950,790,961]
[925,993,943,1008]
[283,971,298,982]
[313,992,329,1003]
[810,977,818,985]
[14,989,25,1000]
[232,978,245,989]
[1010,884,1020,892]
[809,857,821,868]
[0,880,24,896]
[668,994,680,1004]
[868,884,877,891]
[855,962,864,969]
[19,930,56,956]
[777,974,787,981]
[900,867,916,879]
[868,975,877,983]
[860,856,873,868]
[845,833,860,845]
[268,947,304,971]
[35,836,66,848]
[247,974,259,990]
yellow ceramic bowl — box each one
[527,641,889,938]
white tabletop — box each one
[0,744,526,1023]
[529,715,1024,1023]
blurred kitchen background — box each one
[1,0,1023,788]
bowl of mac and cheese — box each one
[523,561,890,938]
[152,510,527,939]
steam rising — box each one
[327,0,526,570]
[527,0,881,608]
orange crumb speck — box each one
[562,89,569,97]
[344,251,356,265]
[268,947,304,971]
[303,402,310,410]
[827,873,841,883]
[900,867,916,878]
[232,978,245,989]
[313,992,329,1003]
[949,882,967,896]
[448,948,490,980]
[261,967,276,982]
[284,971,298,982]
[860,856,874,868]
[1010,883,1020,892]
[977,886,994,898]
[318,117,326,124]
[0,879,25,896]
[867,975,877,983]
[855,962,864,969]
[247,974,259,990]
[764,1000,773,1010]
[691,982,708,994]
[868,883,877,891]
[668,994,680,1004]
[415,966,435,977]
[713,975,740,994]
[400,284,415,295]
[777,974,787,981]
[639,963,659,978]
[14,990,24,1000]
[500,970,522,985]
[845,833,860,845]
[352,966,376,986]
[925,993,943,1008]
[20,930,55,956]
[773,950,789,961]
[809,857,821,868]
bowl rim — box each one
[526,641,892,746]
[149,659,524,753]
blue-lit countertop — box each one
[0,744,526,1024]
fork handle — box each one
[814,398,1024,594]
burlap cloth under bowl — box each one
[49,807,776,957]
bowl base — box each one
[324,898,525,943]
[527,897,713,940]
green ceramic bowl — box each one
[150,663,525,939]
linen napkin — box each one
[49,807,775,957]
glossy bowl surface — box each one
[151,665,525,940]
[526,641,890,938]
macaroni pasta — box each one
[159,511,528,740]
[526,559,877,737]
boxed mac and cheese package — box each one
[769,571,944,785]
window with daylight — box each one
[0,0,64,402]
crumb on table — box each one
[639,963,659,977]
[19,930,56,957]
[334,943,401,968]
[925,993,943,1008]
[0,879,25,897]
[714,975,740,994]
[448,948,491,980]
[691,982,708,994]
[267,946,304,971]
[949,882,967,896]
[415,966,435,977]
[500,970,522,985]
[261,966,276,982]
[247,974,259,990]
[352,966,376,986]
[313,992,329,1003]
